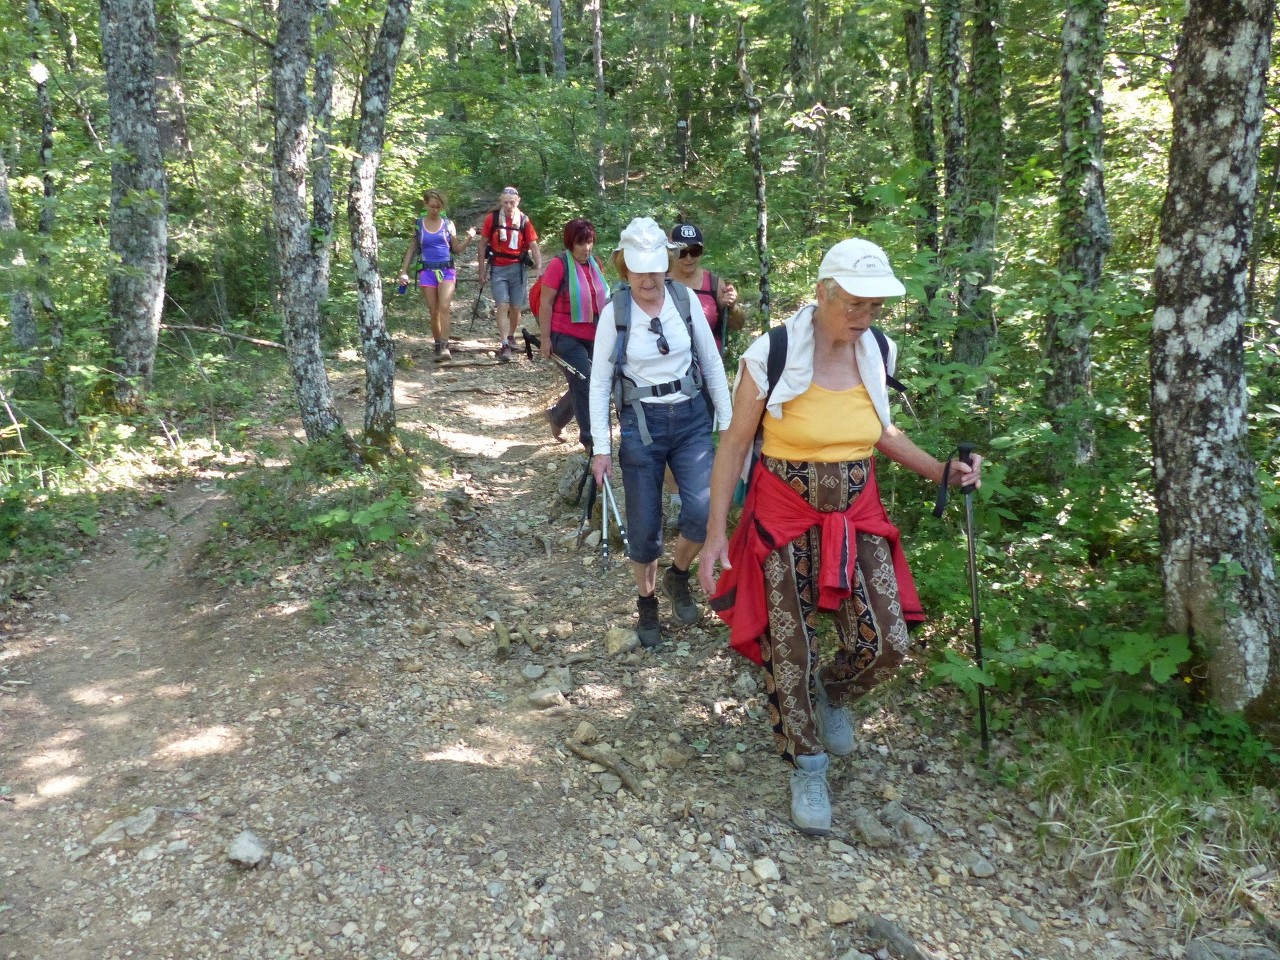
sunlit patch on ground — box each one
[426,426,524,458]
[463,400,532,426]
[22,747,81,772]
[36,773,88,797]
[420,743,491,766]
[155,724,241,760]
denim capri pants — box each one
[617,397,714,564]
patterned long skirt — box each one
[759,457,912,765]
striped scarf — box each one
[565,254,608,324]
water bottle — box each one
[396,283,408,295]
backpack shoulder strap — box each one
[765,325,788,402]
[611,284,633,353]
[870,326,907,394]
[666,280,694,335]
[555,251,571,297]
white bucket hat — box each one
[616,217,677,274]
[817,238,906,298]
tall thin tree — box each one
[272,0,348,447]
[100,0,169,411]
[903,0,940,313]
[550,0,566,79]
[312,0,337,309]
[737,18,770,327]
[1150,0,1279,728]
[347,0,412,453]
[937,0,967,329]
[0,154,39,366]
[952,0,1003,368]
[1045,0,1111,472]
[592,0,606,196]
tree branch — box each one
[192,9,274,49]
[161,323,285,349]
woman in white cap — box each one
[589,217,733,649]
[698,238,982,837]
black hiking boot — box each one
[637,594,662,648]
[662,565,701,625]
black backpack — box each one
[734,315,908,502]
[762,322,905,400]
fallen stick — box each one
[495,622,511,661]
[161,323,285,349]
[864,916,940,960]
[516,623,541,652]
[563,741,646,798]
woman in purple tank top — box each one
[397,189,477,362]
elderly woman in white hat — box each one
[698,238,982,837]
[588,217,733,649]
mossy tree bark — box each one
[347,0,412,455]
[100,0,169,412]
[1045,0,1111,474]
[1150,0,1279,732]
[272,0,348,447]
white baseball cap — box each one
[817,238,906,298]
[616,217,678,274]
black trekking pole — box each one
[575,474,598,549]
[468,278,488,334]
[932,443,990,753]
[957,442,990,753]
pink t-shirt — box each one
[544,255,609,341]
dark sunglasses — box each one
[678,245,704,259]
[648,317,670,355]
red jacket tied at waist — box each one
[709,459,925,664]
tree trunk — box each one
[28,1,74,424]
[937,0,966,330]
[1150,0,1279,731]
[550,0,566,79]
[738,19,770,329]
[592,0,606,196]
[273,0,347,446]
[903,0,940,315]
[952,0,1003,369]
[0,153,39,366]
[100,0,169,412]
[1045,0,1110,473]
[347,0,411,454]
[786,0,811,103]
[312,0,338,310]
[1248,123,1280,309]
[153,0,191,158]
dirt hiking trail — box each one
[1,312,1197,960]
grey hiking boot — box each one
[637,594,662,648]
[814,678,855,757]
[498,342,513,362]
[437,341,451,362]
[662,565,700,625]
[791,753,832,835]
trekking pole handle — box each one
[958,442,978,496]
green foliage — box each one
[208,439,436,587]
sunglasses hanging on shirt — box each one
[648,317,670,355]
